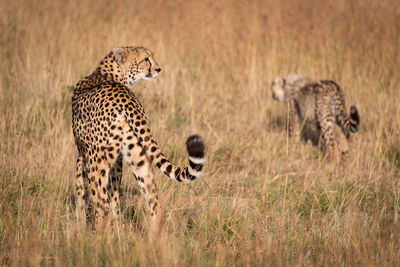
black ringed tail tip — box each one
[186,134,206,177]
[186,134,205,158]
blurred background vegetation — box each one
[0,0,399,265]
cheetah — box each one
[72,46,206,231]
[270,74,360,160]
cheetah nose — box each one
[155,68,161,73]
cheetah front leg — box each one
[122,130,161,238]
[75,156,87,224]
[287,99,301,142]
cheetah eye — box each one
[145,57,150,62]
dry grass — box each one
[1,0,399,265]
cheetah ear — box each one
[112,48,127,64]
[281,77,286,87]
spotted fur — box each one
[271,74,360,160]
[72,46,206,230]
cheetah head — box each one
[103,46,161,89]
[270,76,286,102]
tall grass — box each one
[0,0,399,265]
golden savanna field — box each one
[1,0,399,265]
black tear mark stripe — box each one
[146,58,152,77]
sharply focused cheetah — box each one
[72,46,206,231]
[270,74,360,160]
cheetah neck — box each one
[73,68,109,93]
[99,57,122,81]
[75,56,125,92]
[90,67,112,84]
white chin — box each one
[274,91,285,102]
[142,74,158,81]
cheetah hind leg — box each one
[338,128,350,159]
[122,133,162,240]
[319,118,339,163]
[109,154,122,220]
[84,149,121,231]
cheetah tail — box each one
[154,134,206,184]
[349,104,360,133]
[185,134,206,175]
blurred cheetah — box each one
[72,46,205,231]
[270,74,360,160]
